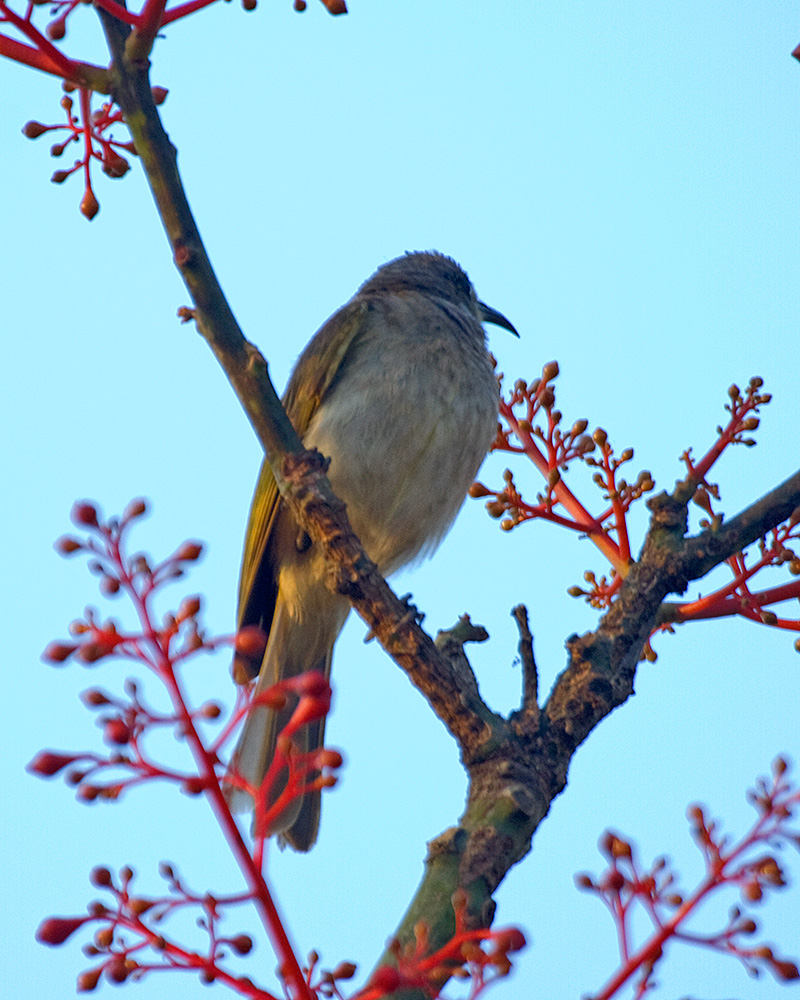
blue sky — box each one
[2,2,799,998]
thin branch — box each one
[162,0,221,25]
[0,6,109,87]
[511,604,539,726]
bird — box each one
[226,251,517,850]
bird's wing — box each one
[234,299,372,660]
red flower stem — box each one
[79,86,95,181]
[500,400,625,570]
[119,912,280,998]
[0,3,78,77]
[593,870,719,1000]
[676,554,800,621]
[602,455,632,564]
[676,582,800,625]
[595,779,792,1000]
[0,31,67,75]
[612,894,630,965]
[162,0,221,25]
[165,670,313,1000]
[684,399,756,486]
[414,926,494,971]
[89,0,140,26]
[138,0,167,36]
[110,542,312,1000]
[519,504,601,533]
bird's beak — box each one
[478,301,520,337]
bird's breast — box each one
[302,305,498,576]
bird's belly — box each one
[304,376,496,576]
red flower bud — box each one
[80,188,100,221]
[36,915,88,945]
[28,751,78,776]
[492,927,527,953]
[182,777,206,795]
[229,934,253,955]
[103,719,132,745]
[316,748,343,769]
[234,625,267,659]
[285,693,329,734]
[77,641,113,664]
[123,498,148,521]
[71,502,99,527]
[252,688,288,711]
[129,897,155,916]
[290,670,329,698]
[90,866,113,887]
[46,16,66,40]
[176,541,203,561]
[774,960,800,981]
[105,956,130,983]
[99,575,120,596]
[150,87,169,105]
[602,870,626,892]
[102,150,129,179]
[22,120,49,139]
[43,641,77,663]
[55,535,83,555]
[81,689,112,707]
[77,965,103,991]
[178,596,202,621]
[368,967,401,993]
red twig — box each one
[32,499,524,1000]
[0,31,67,75]
[162,0,221,26]
[0,0,77,77]
[90,0,141,26]
[32,501,316,1000]
[579,757,800,999]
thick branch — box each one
[282,453,504,756]
[378,467,800,995]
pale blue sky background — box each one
[2,3,799,999]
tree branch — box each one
[376,465,800,996]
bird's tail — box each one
[224,586,347,851]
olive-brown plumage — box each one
[227,252,516,850]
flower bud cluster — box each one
[23,88,144,219]
[37,860,266,992]
[577,758,800,993]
